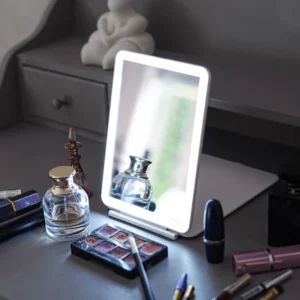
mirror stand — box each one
[107,154,277,240]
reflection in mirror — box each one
[109,61,199,218]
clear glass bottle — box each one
[43,166,90,241]
[110,156,153,209]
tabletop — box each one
[0,123,297,300]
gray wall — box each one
[2,0,300,73]
[74,0,300,62]
[0,0,50,64]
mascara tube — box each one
[214,273,252,300]
[239,269,292,300]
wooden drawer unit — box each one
[21,67,108,138]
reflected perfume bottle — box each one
[43,166,90,241]
[110,156,153,209]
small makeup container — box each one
[232,245,300,276]
[0,190,43,242]
[71,223,168,278]
[268,163,300,246]
[0,190,41,222]
[203,199,225,264]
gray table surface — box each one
[0,123,298,300]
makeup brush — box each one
[128,235,156,300]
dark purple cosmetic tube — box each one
[233,245,300,276]
[0,190,40,219]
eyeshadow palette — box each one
[70,223,168,278]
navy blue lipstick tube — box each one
[203,199,225,264]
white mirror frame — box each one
[101,51,211,234]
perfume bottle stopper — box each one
[65,127,92,198]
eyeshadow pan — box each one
[140,243,161,255]
[109,247,130,259]
[96,225,118,237]
[111,231,128,243]
[125,237,146,247]
[94,241,115,253]
[123,254,145,265]
[81,236,101,246]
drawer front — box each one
[22,67,108,135]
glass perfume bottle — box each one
[110,156,153,209]
[43,166,90,241]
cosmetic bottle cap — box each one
[271,245,300,270]
[0,190,41,218]
[232,249,272,276]
[203,199,225,264]
[49,166,77,196]
[11,190,41,211]
[49,166,76,179]
[204,199,225,240]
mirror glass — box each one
[102,51,210,233]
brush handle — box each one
[133,252,156,300]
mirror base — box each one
[108,210,178,240]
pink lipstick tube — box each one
[232,245,300,276]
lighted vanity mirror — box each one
[102,51,210,238]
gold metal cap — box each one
[49,166,75,179]
[68,127,76,141]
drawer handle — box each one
[52,97,69,110]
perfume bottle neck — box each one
[126,164,149,179]
[51,177,75,195]
[125,156,151,179]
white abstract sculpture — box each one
[81,0,155,70]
